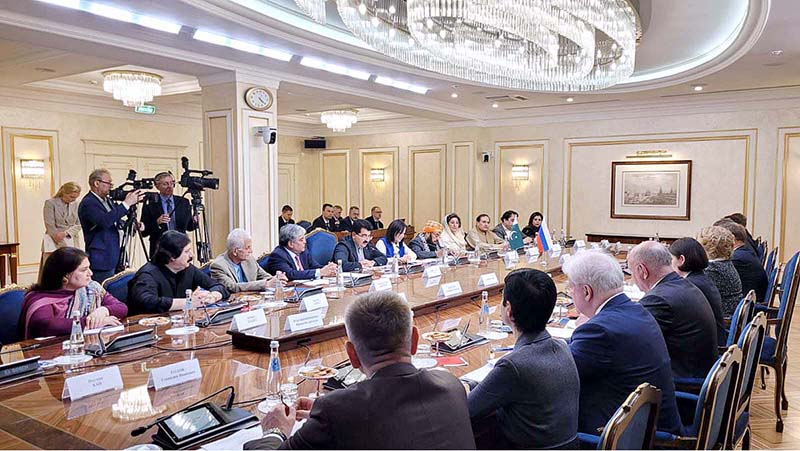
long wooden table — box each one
[0,250,592,449]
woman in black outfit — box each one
[522,211,543,239]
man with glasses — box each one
[78,168,143,282]
[333,219,388,272]
[266,224,337,281]
[140,172,196,258]
[366,206,384,230]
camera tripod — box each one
[117,203,149,273]
[186,191,213,265]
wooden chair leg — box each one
[781,359,789,410]
[775,363,785,432]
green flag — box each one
[508,219,525,250]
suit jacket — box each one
[468,330,579,448]
[127,263,229,315]
[140,195,195,258]
[244,362,475,450]
[265,246,324,281]
[732,246,768,302]
[78,193,129,271]
[209,253,271,293]
[365,216,384,230]
[310,215,335,232]
[408,234,439,259]
[492,223,508,240]
[569,293,682,435]
[640,272,718,379]
[332,236,387,272]
[686,271,728,344]
[339,217,356,232]
[278,216,295,230]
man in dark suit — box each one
[333,219,387,272]
[310,203,336,232]
[78,168,143,282]
[140,172,195,259]
[365,205,384,230]
[246,291,475,450]
[278,205,295,230]
[266,224,337,281]
[629,241,718,379]
[719,221,768,301]
[339,206,360,232]
[563,251,682,435]
[725,213,759,255]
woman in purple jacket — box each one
[19,247,128,340]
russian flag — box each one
[537,219,554,253]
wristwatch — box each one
[264,427,287,442]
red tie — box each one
[295,255,304,271]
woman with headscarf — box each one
[409,220,444,259]
[438,213,468,255]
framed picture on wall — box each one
[611,160,692,220]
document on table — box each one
[461,359,498,384]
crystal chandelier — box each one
[293,0,640,92]
[320,109,358,132]
[102,70,163,107]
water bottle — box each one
[266,340,282,403]
[479,291,490,334]
[392,256,400,276]
[337,259,345,289]
[69,310,85,357]
[184,289,194,327]
[275,274,285,302]
[442,247,449,266]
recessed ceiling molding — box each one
[299,57,371,81]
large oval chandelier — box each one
[320,109,359,132]
[294,0,640,92]
[102,70,163,107]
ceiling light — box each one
[35,0,80,9]
[492,102,499,108]
[300,57,371,80]
[374,76,428,94]
[102,70,163,107]
[692,84,705,92]
[565,96,574,102]
[451,92,458,98]
[769,49,784,57]
[193,29,293,61]
[320,109,358,132]
[34,0,182,33]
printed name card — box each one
[369,277,393,292]
[423,265,442,279]
[147,359,202,391]
[526,247,540,257]
[299,293,328,312]
[438,281,463,298]
[424,276,441,288]
[504,251,519,263]
[477,273,499,287]
[284,311,325,332]
[575,240,586,248]
[550,244,562,253]
[438,317,462,331]
[230,308,267,332]
[62,366,123,401]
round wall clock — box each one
[244,86,273,111]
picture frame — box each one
[611,160,692,220]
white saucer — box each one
[412,358,437,369]
[165,326,199,336]
[53,354,93,365]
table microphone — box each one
[131,385,235,437]
[198,300,212,327]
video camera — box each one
[179,157,219,192]
[109,170,156,203]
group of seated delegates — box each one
[209,228,284,292]
[467,214,508,252]
[492,210,534,245]
[266,224,338,281]
[375,219,417,263]
[408,221,445,259]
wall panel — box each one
[409,145,445,227]
[452,142,474,219]
[360,148,397,221]
[320,150,350,209]
[495,141,546,222]
[779,131,800,259]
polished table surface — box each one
[0,249,602,450]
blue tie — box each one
[165,197,176,230]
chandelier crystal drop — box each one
[294,0,327,24]
[320,109,359,132]
[102,70,163,107]
[294,0,640,92]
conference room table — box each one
[0,247,625,450]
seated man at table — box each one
[127,231,229,315]
[466,268,579,449]
[628,241,718,379]
[332,219,388,272]
[466,214,507,253]
[563,251,682,435]
[408,220,444,259]
[266,224,337,281]
[210,228,284,292]
[247,291,476,449]
[339,206,360,232]
[716,220,768,302]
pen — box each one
[491,346,514,352]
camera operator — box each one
[78,169,143,282]
[140,172,196,258]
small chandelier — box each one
[320,109,358,132]
[102,70,163,107]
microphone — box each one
[131,385,235,437]
[199,301,212,327]
[94,324,118,356]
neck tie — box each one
[295,255,304,271]
[165,198,175,230]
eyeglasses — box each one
[159,181,176,187]
[98,180,113,186]
[356,233,372,239]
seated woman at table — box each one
[408,220,444,259]
[375,219,417,263]
[521,211,543,239]
[128,231,229,315]
[696,226,743,316]
[465,268,579,449]
[438,213,468,255]
[19,247,127,340]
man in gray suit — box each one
[246,291,475,449]
[210,229,284,292]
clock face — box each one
[245,87,272,111]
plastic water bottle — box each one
[442,247,449,266]
[266,340,282,403]
[275,274,285,302]
[69,311,85,357]
[337,259,345,289]
[184,289,194,327]
[392,256,400,276]
[479,291,490,334]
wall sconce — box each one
[511,165,529,181]
[370,167,385,182]
[20,159,45,178]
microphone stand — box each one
[131,385,235,437]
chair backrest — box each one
[370,228,387,245]
[765,247,778,274]
[729,312,767,445]
[772,251,800,360]
[102,270,136,303]
[694,345,742,450]
[726,290,755,347]
[0,285,27,345]
[764,264,781,308]
[297,220,312,231]
[256,251,270,272]
[776,251,800,321]
[757,241,767,265]
[306,229,338,265]
[599,383,661,450]
[199,262,211,277]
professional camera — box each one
[179,157,219,192]
[109,170,156,202]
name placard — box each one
[477,273,499,287]
[526,247,540,257]
[62,366,123,401]
[284,311,325,333]
[424,276,441,288]
[230,308,267,332]
[575,240,586,248]
[299,293,328,312]
[147,359,202,391]
[550,244,562,253]
[439,317,462,331]
[369,277,393,292]
[438,281,463,298]
[423,265,442,279]
[504,251,519,263]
